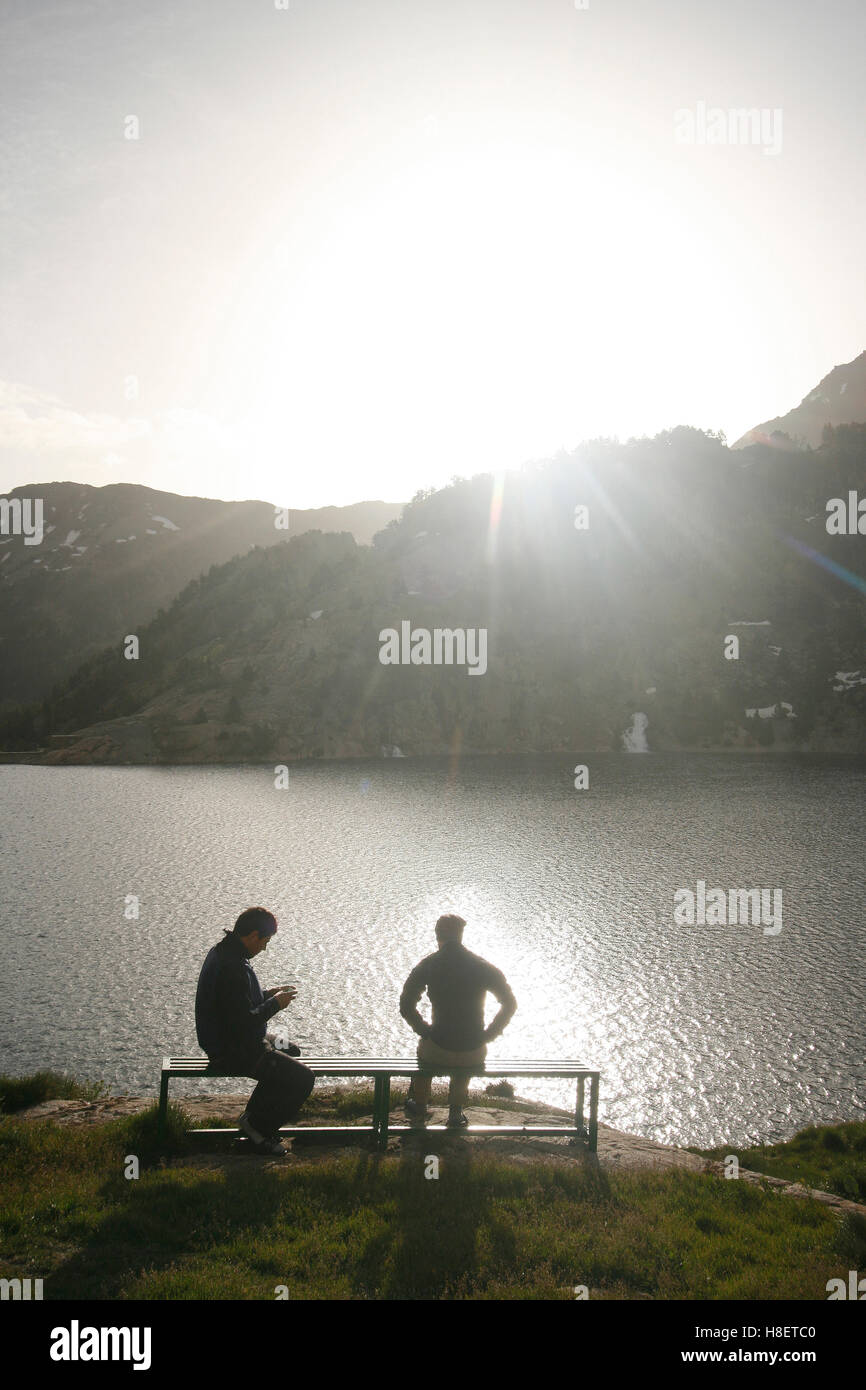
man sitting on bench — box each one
[195,906,314,1156]
[399,913,517,1128]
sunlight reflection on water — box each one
[1,753,864,1148]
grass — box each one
[1,1080,864,1300]
[0,1070,108,1114]
[696,1122,866,1204]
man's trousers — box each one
[217,1041,315,1138]
[409,1036,488,1109]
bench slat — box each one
[164,1058,598,1071]
[158,1054,601,1153]
[188,1124,587,1139]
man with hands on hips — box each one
[400,913,517,1128]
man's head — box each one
[435,913,466,946]
[233,906,277,958]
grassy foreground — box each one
[696,1123,866,1204]
[0,1070,108,1113]
[2,1076,865,1299]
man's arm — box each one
[215,957,283,1044]
[264,985,297,1006]
[399,963,432,1038]
[482,969,517,1042]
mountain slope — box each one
[733,350,866,449]
[10,426,864,760]
[0,482,402,705]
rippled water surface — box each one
[1,754,864,1147]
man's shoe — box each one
[405,1097,432,1120]
[238,1114,289,1155]
[446,1109,468,1128]
[251,1135,290,1156]
[405,1100,433,1123]
[238,1111,266,1145]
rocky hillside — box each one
[733,350,866,449]
[6,426,864,760]
[0,482,402,705]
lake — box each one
[1,754,863,1147]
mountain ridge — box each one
[0,481,402,705]
[733,350,866,449]
[5,426,864,760]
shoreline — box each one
[3,746,866,767]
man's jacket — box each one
[399,939,517,1051]
[195,931,282,1067]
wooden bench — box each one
[159,1056,600,1151]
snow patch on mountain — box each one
[833,670,866,691]
[745,702,796,719]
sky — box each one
[0,0,864,508]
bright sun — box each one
[215,138,739,505]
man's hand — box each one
[272,987,297,1010]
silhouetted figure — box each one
[399,913,517,1127]
[195,906,314,1155]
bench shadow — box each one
[348,1131,519,1299]
[45,1137,506,1301]
[45,1157,298,1299]
[43,1106,607,1300]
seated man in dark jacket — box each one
[399,913,517,1128]
[195,906,314,1155]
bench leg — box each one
[588,1075,599,1153]
[575,1075,585,1137]
[157,1071,170,1142]
[378,1075,391,1149]
[372,1074,384,1142]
